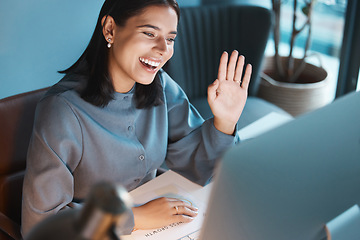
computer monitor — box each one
[200,91,360,240]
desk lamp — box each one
[26,182,133,240]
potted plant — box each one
[258,0,333,116]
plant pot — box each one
[257,56,332,116]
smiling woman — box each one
[103,5,178,92]
[21,0,252,238]
[59,0,180,108]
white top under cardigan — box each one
[21,69,239,236]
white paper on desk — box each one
[238,112,293,141]
[120,170,212,240]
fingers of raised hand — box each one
[226,50,239,81]
[217,50,251,88]
[234,54,245,83]
[241,63,252,89]
[217,51,228,81]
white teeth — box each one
[140,58,160,67]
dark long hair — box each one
[59,0,180,108]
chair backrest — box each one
[0,88,48,227]
[163,5,273,99]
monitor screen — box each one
[200,91,360,240]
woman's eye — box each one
[143,32,155,37]
[167,37,176,43]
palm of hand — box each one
[209,79,248,125]
[207,51,252,134]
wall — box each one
[0,0,102,99]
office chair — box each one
[0,87,49,240]
[163,5,292,128]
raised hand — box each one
[132,197,198,230]
[207,50,252,135]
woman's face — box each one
[105,5,178,93]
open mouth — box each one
[139,57,160,70]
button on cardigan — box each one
[21,70,239,236]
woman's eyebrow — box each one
[137,24,177,35]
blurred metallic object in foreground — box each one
[26,182,133,240]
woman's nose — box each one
[154,37,168,54]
